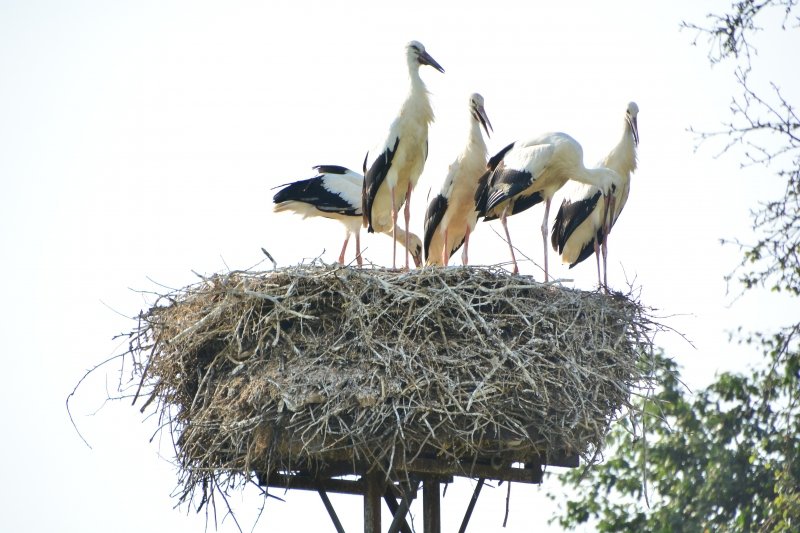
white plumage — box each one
[424,93,492,266]
[362,41,444,269]
[475,131,621,278]
[273,165,423,267]
[551,102,640,288]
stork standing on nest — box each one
[475,131,621,279]
[362,41,444,270]
[551,102,640,288]
[423,93,492,266]
[273,165,423,267]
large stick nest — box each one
[126,263,656,505]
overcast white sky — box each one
[1,1,798,531]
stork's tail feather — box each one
[272,202,292,214]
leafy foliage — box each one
[549,349,799,532]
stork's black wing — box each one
[362,136,400,233]
[423,193,448,262]
[272,176,358,216]
[550,191,602,254]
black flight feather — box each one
[272,176,357,216]
[423,193,448,262]
[483,190,543,222]
[550,191,602,253]
[487,141,516,171]
[483,168,535,215]
[313,164,350,175]
[362,136,401,233]
[474,170,491,218]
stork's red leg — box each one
[501,207,518,274]
[594,239,602,288]
[339,234,350,265]
[602,233,609,290]
[602,195,616,291]
[403,185,412,270]
[442,227,449,266]
[355,231,363,267]
[390,186,398,269]
[462,225,471,265]
[541,198,552,281]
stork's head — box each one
[469,93,493,137]
[405,232,424,268]
[406,41,445,74]
[626,101,639,146]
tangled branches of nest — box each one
[125,263,657,507]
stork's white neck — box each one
[602,117,638,178]
[407,56,424,85]
[393,225,411,244]
[573,167,621,193]
[468,118,488,154]
[457,116,487,168]
[402,62,435,124]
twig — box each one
[66,353,125,450]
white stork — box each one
[551,102,640,288]
[273,165,423,267]
[475,132,621,279]
[423,93,492,266]
[362,41,444,270]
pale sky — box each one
[2,1,798,532]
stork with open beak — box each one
[362,41,444,270]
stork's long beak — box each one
[419,50,445,73]
[476,103,493,138]
[411,248,423,268]
[628,114,639,146]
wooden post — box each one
[458,478,484,533]
[383,488,413,533]
[423,479,441,533]
[386,482,417,533]
[318,490,345,533]
[364,471,382,533]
